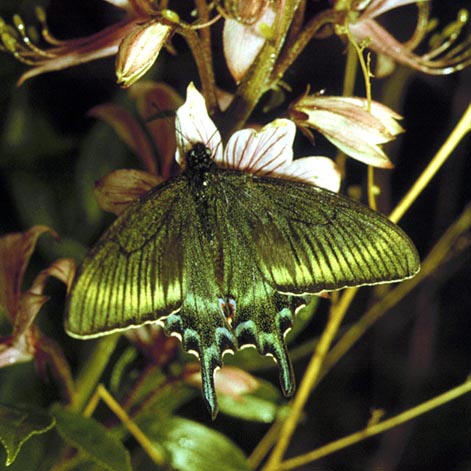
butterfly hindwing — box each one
[162,224,237,418]
[212,179,297,397]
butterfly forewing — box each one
[66,177,191,337]
[218,171,420,295]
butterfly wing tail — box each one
[163,296,237,419]
[233,284,296,398]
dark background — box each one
[0,1,470,470]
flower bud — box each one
[116,20,173,88]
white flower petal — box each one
[339,97,404,135]
[175,83,223,167]
[222,119,295,174]
[360,0,430,20]
[277,157,341,192]
[326,135,393,168]
[306,108,392,144]
[223,6,276,83]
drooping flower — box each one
[91,81,183,213]
[94,82,341,215]
[0,1,176,86]
[223,0,277,82]
[290,91,404,167]
[184,363,260,401]
[0,226,75,398]
[339,0,471,75]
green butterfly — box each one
[66,84,420,417]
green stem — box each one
[182,26,218,112]
[219,0,303,138]
[336,41,358,174]
[270,9,337,88]
[279,378,471,470]
[263,288,358,470]
[68,334,120,413]
[390,100,471,224]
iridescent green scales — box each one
[66,142,419,417]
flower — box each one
[184,363,259,401]
[0,1,176,86]
[290,91,404,167]
[91,81,183,213]
[95,82,341,216]
[0,226,75,398]
[223,0,277,82]
[341,0,471,75]
[176,83,341,191]
[115,18,174,87]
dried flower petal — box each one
[347,0,471,75]
[95,169,161,215]
[89,103,158,175]
[0,225,55,318]
[0,227,75,369]
[129,81,184,179]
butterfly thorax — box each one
[184,143,217,183]
[184,143,219,242]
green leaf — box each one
[74,120,133,241]
[218,379,284,423]
[141,416,250,471]
[53,408,132,471]
[8,171,62,231]
[0,403,55,466]
[0,86,73,165]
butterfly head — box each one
[184,142,217,178]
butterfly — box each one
[66,84,420,417]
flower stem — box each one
[322,202,471,380]
[93,385,166,466]
[336,41,358,174]
[278,378,471,470]
[220,0,304,138]
[182,27,218,112]
[390,100,471,224]
[68,334,120,413]
[263,288,358,470]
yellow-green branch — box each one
[278,378,471,470]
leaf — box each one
[0,87,73,165]
[53,408,131,471]
[74,120,134,241]
[0,403,55,466]
[8,171,62,232]
[141,416,250,471]
[218,379,284,423]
